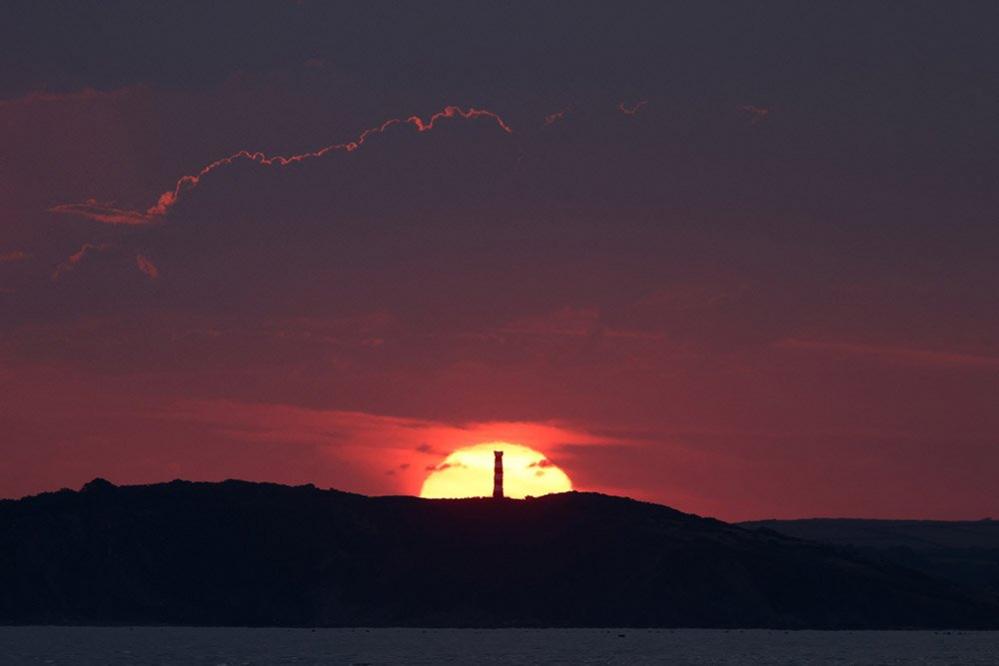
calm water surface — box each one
[2,627,998,665]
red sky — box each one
[2,3,998,520]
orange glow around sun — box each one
[419,442,572,499]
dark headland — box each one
[2,479,997,629]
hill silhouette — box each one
[742,518,999,601]
[2,479,997,628]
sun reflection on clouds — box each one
[172,400,612,496]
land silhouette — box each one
[2,479,997,628]
[742,517,999,600]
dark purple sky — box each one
[2,2,998,519]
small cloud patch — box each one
[51,243,111,280]
[136,254,159,280]
[0,250,31,263]
[425,462,468,473]
[740,104,771,125]
[618,100,648,116]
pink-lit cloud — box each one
[170,400,616,496]
[50,105,514,225]
[740,104,771,125]
[0,250,32,263]
[49,200,153,226]
[51,243,111,280]
[135,254,159,280]
[618,100,648,116]
[544,109,569,125]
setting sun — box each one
[419,442,572,499]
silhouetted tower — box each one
[493,451,504,499]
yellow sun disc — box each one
[419,441,572,499]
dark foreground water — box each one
[2,627,999,665]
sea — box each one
[2,627,998,665]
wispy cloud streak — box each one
[740,104,771,125]
[136,254,159,280]
[779,338,999,370]
[51,243,111,280]
[50,105,513,225]
[618,100,648,116]
[0,250,32,263]
[544,109,569,125]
